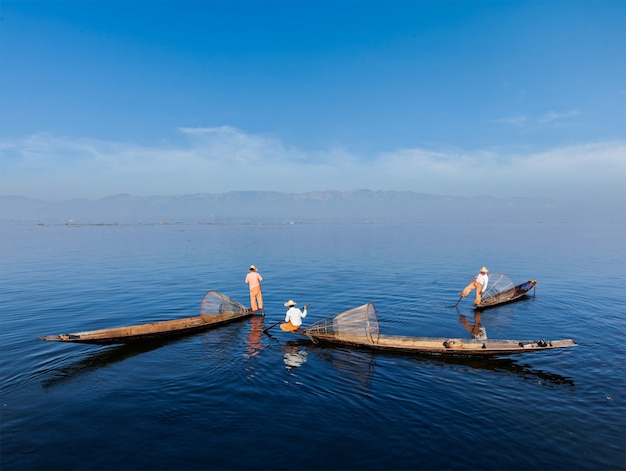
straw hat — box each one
[480,267,489,273]
[284,300,297,307]
[249,265,257,271]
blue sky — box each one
[1,0,624,202]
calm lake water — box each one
[1,221,624,470]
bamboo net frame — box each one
[480,272,516,306]
[304,302,380,345]
[200,290,248,316]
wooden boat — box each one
[39,290,255,345]
[474,273,538,310]
[293,302,576,356]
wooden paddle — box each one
[455,276,476,306]
[262,321,282,334]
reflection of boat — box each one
[279,338,574,388]
[315,346,574,388]
[412,354,575,387]
[312,347,375,389]
[39,290,254,345]
[41,319,253,388]
[41,341,171,388]
[294,303,577,356]
[475,273,538,310]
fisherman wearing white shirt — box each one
[460,267,490,305]
[280,300,308,332]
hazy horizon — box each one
[1,190,622,224]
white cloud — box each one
[538,110,581,124]
[1,127,624,201]
[493,110,581,129]
[374,141,626,199]
[178,126,298,164]
[491,116,527,128]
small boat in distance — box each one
[291,302,576,357]
[39,290,255,345]
[475,273,538,310]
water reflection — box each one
[40,316,574,391]
[459,312,487,339]
[282,344,308,370]
[244,315,264,358]
[305,342,574,389]
[40,319,255,388]
[422,355,576,388]
[40,340,170,388]
[244,316,267,380]
[311,347,375,391]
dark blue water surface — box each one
[1,221,624,470]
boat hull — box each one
[298,332,577,356]
[295,299,575,356]
[39,311,255,345]
[475,280,538,311]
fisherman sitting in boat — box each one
[280,300,308,332]
[460,266,489,305]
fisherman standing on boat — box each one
[280,300,308,332]
[245,265,264,313]
[460,267,489,305]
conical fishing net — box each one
[200,290,248,317]
[480,272,516,305]
[305,302,379,344]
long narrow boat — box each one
[474,273,538,310]
[292,303,576,356]
[39,290,255,345]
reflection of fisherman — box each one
[244,314,263,359]
[283,345,308,370]
[280,300,308,332]
[460,266,489,305]
[460,312,487,340]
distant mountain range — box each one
[0,190,618,224]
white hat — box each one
[480,267,488,273]
[284,300,296,307]
[249,265,257,270]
